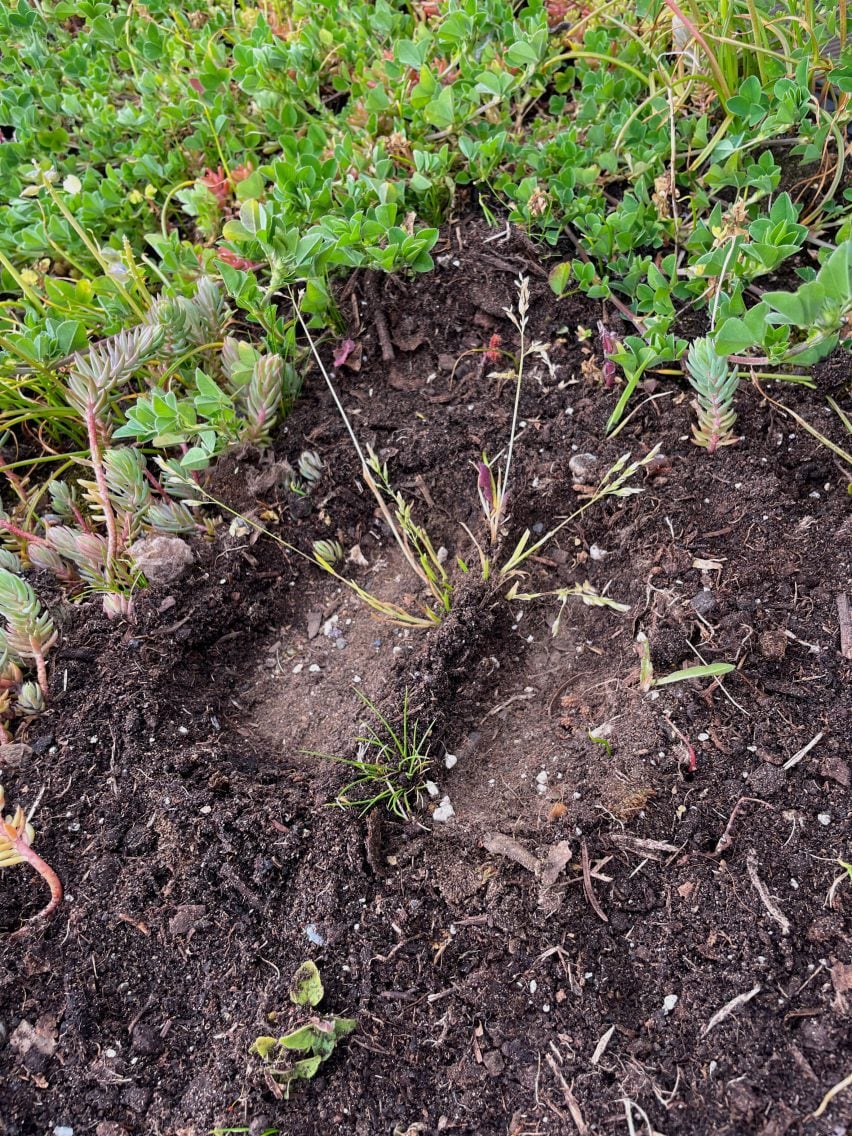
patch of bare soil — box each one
[1,218,851,1136]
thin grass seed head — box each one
[686,337,739,453]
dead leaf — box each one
[539,840,573,892]
[10,1014,58,1059]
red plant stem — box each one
[0,517,51,550]
[11,838,63,922]
[71,505,93,534]
[667,715,698,772]
[143,467,167,496]
[84,400,118,568]
[30,639,48,697]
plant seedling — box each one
[0,784,63,928]
[0,568,56,698]
[250,961,356,1100]
[635,632,735,691]
[306,689,434,820]
[686,337,739,453]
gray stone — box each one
[0,743,32,769]
[569,453,599,482]
[128,535,194,585]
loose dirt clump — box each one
[1,218,851,1136]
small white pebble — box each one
[444,754,458,770]
[199,805,212,815]
[433,796,455,823]
[663,994,678,1015]
[177,725,189,736]
[536,771,549,784]
[529,980,538,994]
[425,780,440,799]
[308,663,321,673]
[292,663,303,674]
[817,813,831,826]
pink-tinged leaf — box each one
[477,462,494,509]
[216,249,263,271]
[188,77,204,95]
[333,338,356,368]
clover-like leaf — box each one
[290,960,324,1007]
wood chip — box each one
[838,593,852,659]
[540,840,573,891]
[702,984,761,1037]
[538,841,574,907]
[482,832,539,876]
[590,1024,615,1065]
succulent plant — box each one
[0,784,63,928]
[686,337,739,453]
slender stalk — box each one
[499,305,527,527]
[663,0,731,99]
[0,252,46,316]
[42,179,146,320]
[30,639,49,697]
[542,50,653,88]
[84,400,118,568]
[0,517,51,550]
[293,296,439,598]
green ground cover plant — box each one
[0,0,850,612]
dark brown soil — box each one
[2,218,851,1136]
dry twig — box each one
[746,850,791,935]
[580,839,608,923]
[701,984,761,1037]
[545,1053,588,1134]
